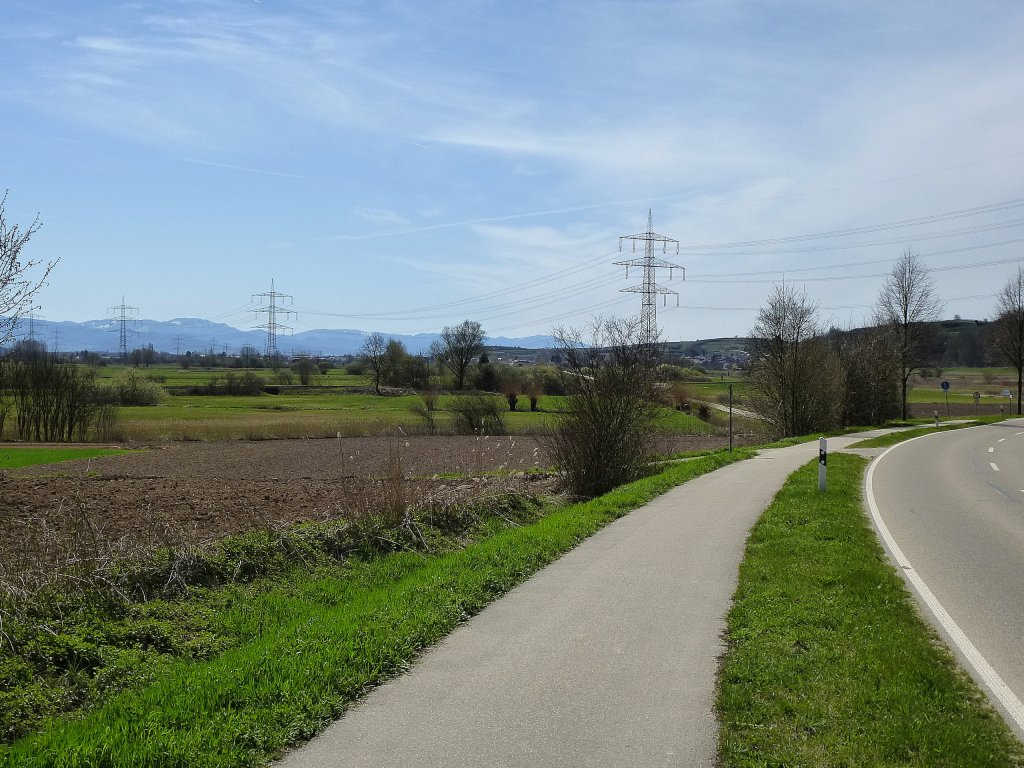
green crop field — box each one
[94,364,371,389]
[111,391,716,441]
[0,446,129,468]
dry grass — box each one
[114,413,423,441]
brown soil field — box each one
[0,434,725,576]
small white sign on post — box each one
[818,437,827,493]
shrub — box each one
[112,370,164,406]
[449,394,507,435]
[545,317,659,498]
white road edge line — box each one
[991,462,1000,472]
[866,439,1024,733]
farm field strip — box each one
[0,446,129,469]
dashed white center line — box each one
[998,438,1006,443]
[989,447,995,453]
[991,462,1000,472]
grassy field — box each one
[909,367,1019,405]
[0,446,129,468]
[717,454,1024,766]
[108,392,717,441]
[2,362,734,442]
[1,450,749,766]
[93,364,371,389]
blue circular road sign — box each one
[941,380,950,391]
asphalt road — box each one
[866,418,1024,737]
[276,434,876,768]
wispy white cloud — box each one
[182,158,310,179]
[352,207,410,226]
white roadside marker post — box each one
[818,437,827,493]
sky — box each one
[3,0,1024,344]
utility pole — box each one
[252,279,295,359]
[615,210,684,347]
[107,297,139,363]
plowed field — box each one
[0,434,721,572]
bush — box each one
[545,318,659,498]
[449,394,507,435]
[184,371,265,396]
[530,364,566,396]
[112,370,164,406]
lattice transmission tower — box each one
[252,279,295,358]
[615,210,685,346]
[107,298,139,362]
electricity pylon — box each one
[615,210,684,346]
[107,298,139,362]
[252,279,295,358]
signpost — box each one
[941,380,950,416]
[974,391,981,416]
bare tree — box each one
[545,316,659,498]
[874,249,942,420]
[830,326,901,426]
[748,285,842,437]
[430,320,485,390]
[991,267,1024,415]
[0,191,56,346]
[360,332,388,394]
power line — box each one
[682,217,1024,261]
[298,249,622,321]
[677,196,1024,251]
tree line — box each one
[748,250,1024,436]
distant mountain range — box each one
[8,317,559,357]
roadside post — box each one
[941,380,950,416]
[818,437,827,493]
[728,383,733,453]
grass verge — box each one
[3,449,750,766]
[848,421,979,448]
[717,454,1024,766]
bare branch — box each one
[0,191,56,347]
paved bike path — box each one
[278,435,876,768]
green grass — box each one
[2,450,751,766]
[0,447,128,469]
[107,392,718,441]
[717,454,1024,767]
[93,364,371,389]
[848,421,980,448]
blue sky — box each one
[3,0,1024,343]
